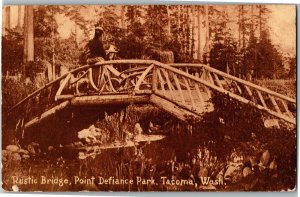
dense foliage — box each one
[2,5,295,80]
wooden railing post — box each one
[152,65,158,93]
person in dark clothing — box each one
[85,26,106,64]
[87,27,106,58]
[84,26,106,85]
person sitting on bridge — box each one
[106,45,118,61]
[85,26,106,65]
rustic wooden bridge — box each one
[6,60,296,133]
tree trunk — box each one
[6,6,11,29]
[191,6,195,59]
[51,7,55,80]
[251,5,254,33]
[17,6,22,28]
[167,5,171,39]
[23,6,34,77]
[238,5,241,50]
[241,5,245,48]
[3,6,11,35]
[258,5,262,40]
[197,6,202,61]
[24,6,34,63]
[120,6,125,29]
[205,5,209,54]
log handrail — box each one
[170,63,295,103]
[7,60,296,126]
[157,62,295,124]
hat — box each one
[106,45,118,54]
[95,26,103,32]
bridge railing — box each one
[7,60,296,129]
[6,60,155,128]
[169,63,296,124]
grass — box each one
[253,79,296,98]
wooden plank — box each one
[256,90,268,109]
[106,68,117,92]
[157,68,167,96]
[70,70,89,85]
[152,65,158,91]
[244,85,253,97]
[194,83,205,111]
[280,99,293,117]
[55,95,75,100]
[269,95,281,114]
[161,69,176,100]
[183,77,196,110]
[213,73,223,89]
[173,74,186,105]
[207,72,215,85]
[134,64,154,91]
[150,94,199,122]
[88,68,99,91]
[55,73,71,101]
[98,67,108,93]
[232,81,242,95]
[70,95,150,106]
[24,101,70,129]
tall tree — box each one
[209,7,238,73]
[17,6,22,28]
[24,6,34,63]
[256,5,271,40]
[197,6,204,61]
[3,6,11,35]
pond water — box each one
[2,106,296,192]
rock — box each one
[243,167,252,178]
[264,119,279,129]
[6,145,19,152]
[260,150,270,167]
[48,146,54,151]
[12,153,22,161]
[18,149,29,154]
[22,154,30,159]
[134,123,143,135]
[78,126,99,143]
[12,185,20,192]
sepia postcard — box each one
[1,4,296,192]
